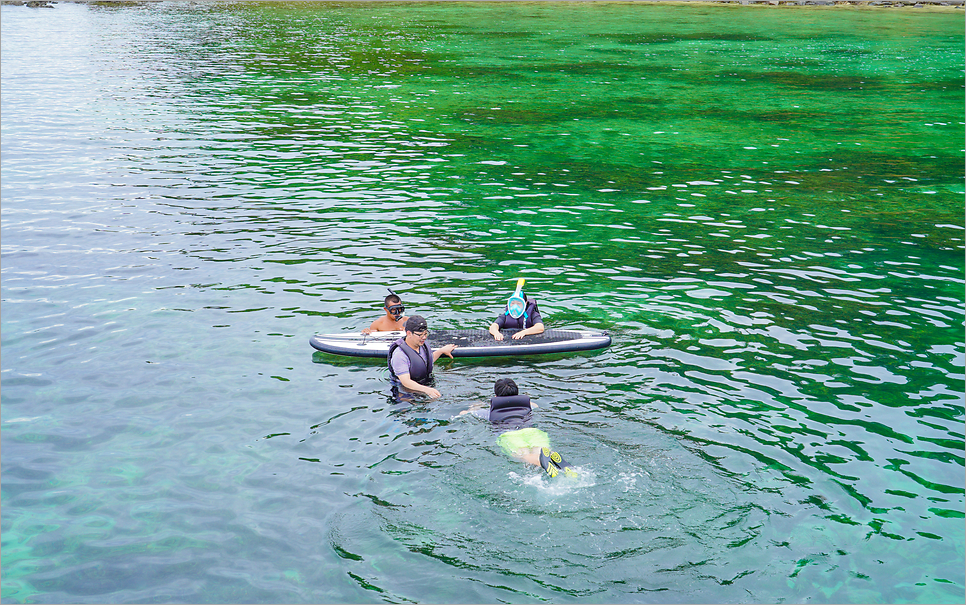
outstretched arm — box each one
[397,373,441,399]
[361,319,380,335]
[511,322,545,339]
[459,402,488,416]
[433,344,457,361]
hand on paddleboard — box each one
[511,331,528,340]
[492,332,504,341]
[439,344,457,358]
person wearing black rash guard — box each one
[488,290,545,341]
[388,315,456,399]
[461,378,577,478]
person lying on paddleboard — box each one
[488,288,545,341]
[388,315,457,399]
[362,290,408,334]
[460,378,577,478]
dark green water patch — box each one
[593,31,775,45]
[735,70,889,91]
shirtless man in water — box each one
[361,291,408,334]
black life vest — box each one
[387,337,434,384]
[488,395,532,423]
[501,299,539,330]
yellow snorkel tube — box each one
[507,278,526,319]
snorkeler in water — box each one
[362,289,409,334]
[488,280,545,341]
[461,377,577,478]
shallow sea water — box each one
[1,2,964,603]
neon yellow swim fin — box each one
[541,447,578,479]
[539,448,559,477]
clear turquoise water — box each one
[1,2,963,603]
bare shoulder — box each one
[370,316,399,331]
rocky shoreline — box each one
[2,0,963,7]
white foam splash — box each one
[509,466,597,495]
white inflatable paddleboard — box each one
[309,329,611,358]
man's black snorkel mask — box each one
[386,288,404,318]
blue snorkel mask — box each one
[507,297,525,318]
[507,278,526,319]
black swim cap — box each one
[405,315,428,333]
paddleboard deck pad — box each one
[310,329,611,358]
